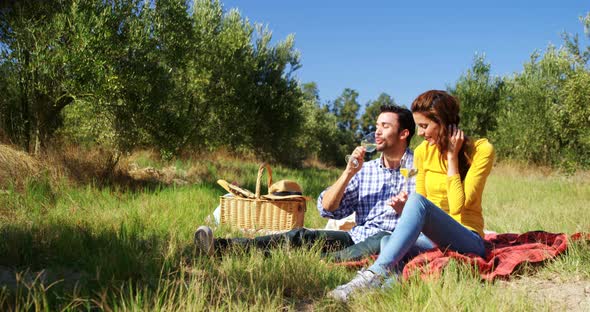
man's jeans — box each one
[214,228,391,262]
[369,193,485,276]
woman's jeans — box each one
[369,193,486,276]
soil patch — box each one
[498,274,590,311]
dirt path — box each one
[498,275,590,311]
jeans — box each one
[215,228,390,262]
[369,193,485,276]
[325,231,390,262]
[379,232,435,275]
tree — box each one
[1,0,307,165]
[331,88,360,132]
[562,12,590,65]
[360,93,396,133]
[488,12,590,171]
[296,82,341,165]
[0,0,112,153]
[326,88,362,165]
[449,54,503,138]
[0,55,18,142]
[553,67,590,170]
[490,47,574,166]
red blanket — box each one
[336,231,589,281]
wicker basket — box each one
[219,163,306,231]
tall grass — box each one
[0,156,588,311]
[484,163,590,233]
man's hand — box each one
[321,145,366,212]
[389,191,408,215]
[346,146,366,174]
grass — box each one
[0,154,589,311]
[484,163,590,233]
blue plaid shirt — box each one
[317,149,415,243]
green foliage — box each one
[490,47,578,167]
[360,92,396,133]
[0,0,110,153]
[0,61,18,141]
[330,88,360,133]
[325,88,362,165]
[561,12,590,65]
[553,69,590,171]
[449,54,503,138]
[58,98,117,148]
[297,82,342,165]
[0,0,306,166]
[483,13,590,171]
[2,2,589,171]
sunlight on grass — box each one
[347,262,540,312]
[0,159,588,311]
[483,164,590,234]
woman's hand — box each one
[389,191,408,215]
[447,124,464,159]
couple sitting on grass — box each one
[194,90,495,302]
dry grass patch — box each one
[0,144,208,191]
[0,144,44,190]
[493,160,590,183]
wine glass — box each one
[345,132,377,168]
[399,152,418,192]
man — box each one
[194,105,417,261]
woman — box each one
[328,90,495,301]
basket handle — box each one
[255,162,273,199]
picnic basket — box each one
[219,163,306,231]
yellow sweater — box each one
[414,138,495,237]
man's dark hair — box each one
[380,104,415,146]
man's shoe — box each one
[327,269,382,302]
[194,225,214,256]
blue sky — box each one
[221,1,589,108]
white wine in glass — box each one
[362,141,378,153]
[345,132,376,168]
[399,152,418,190]
[400,168,418,179]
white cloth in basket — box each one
[324,212,356,231]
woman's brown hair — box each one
[411,90,472,180]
